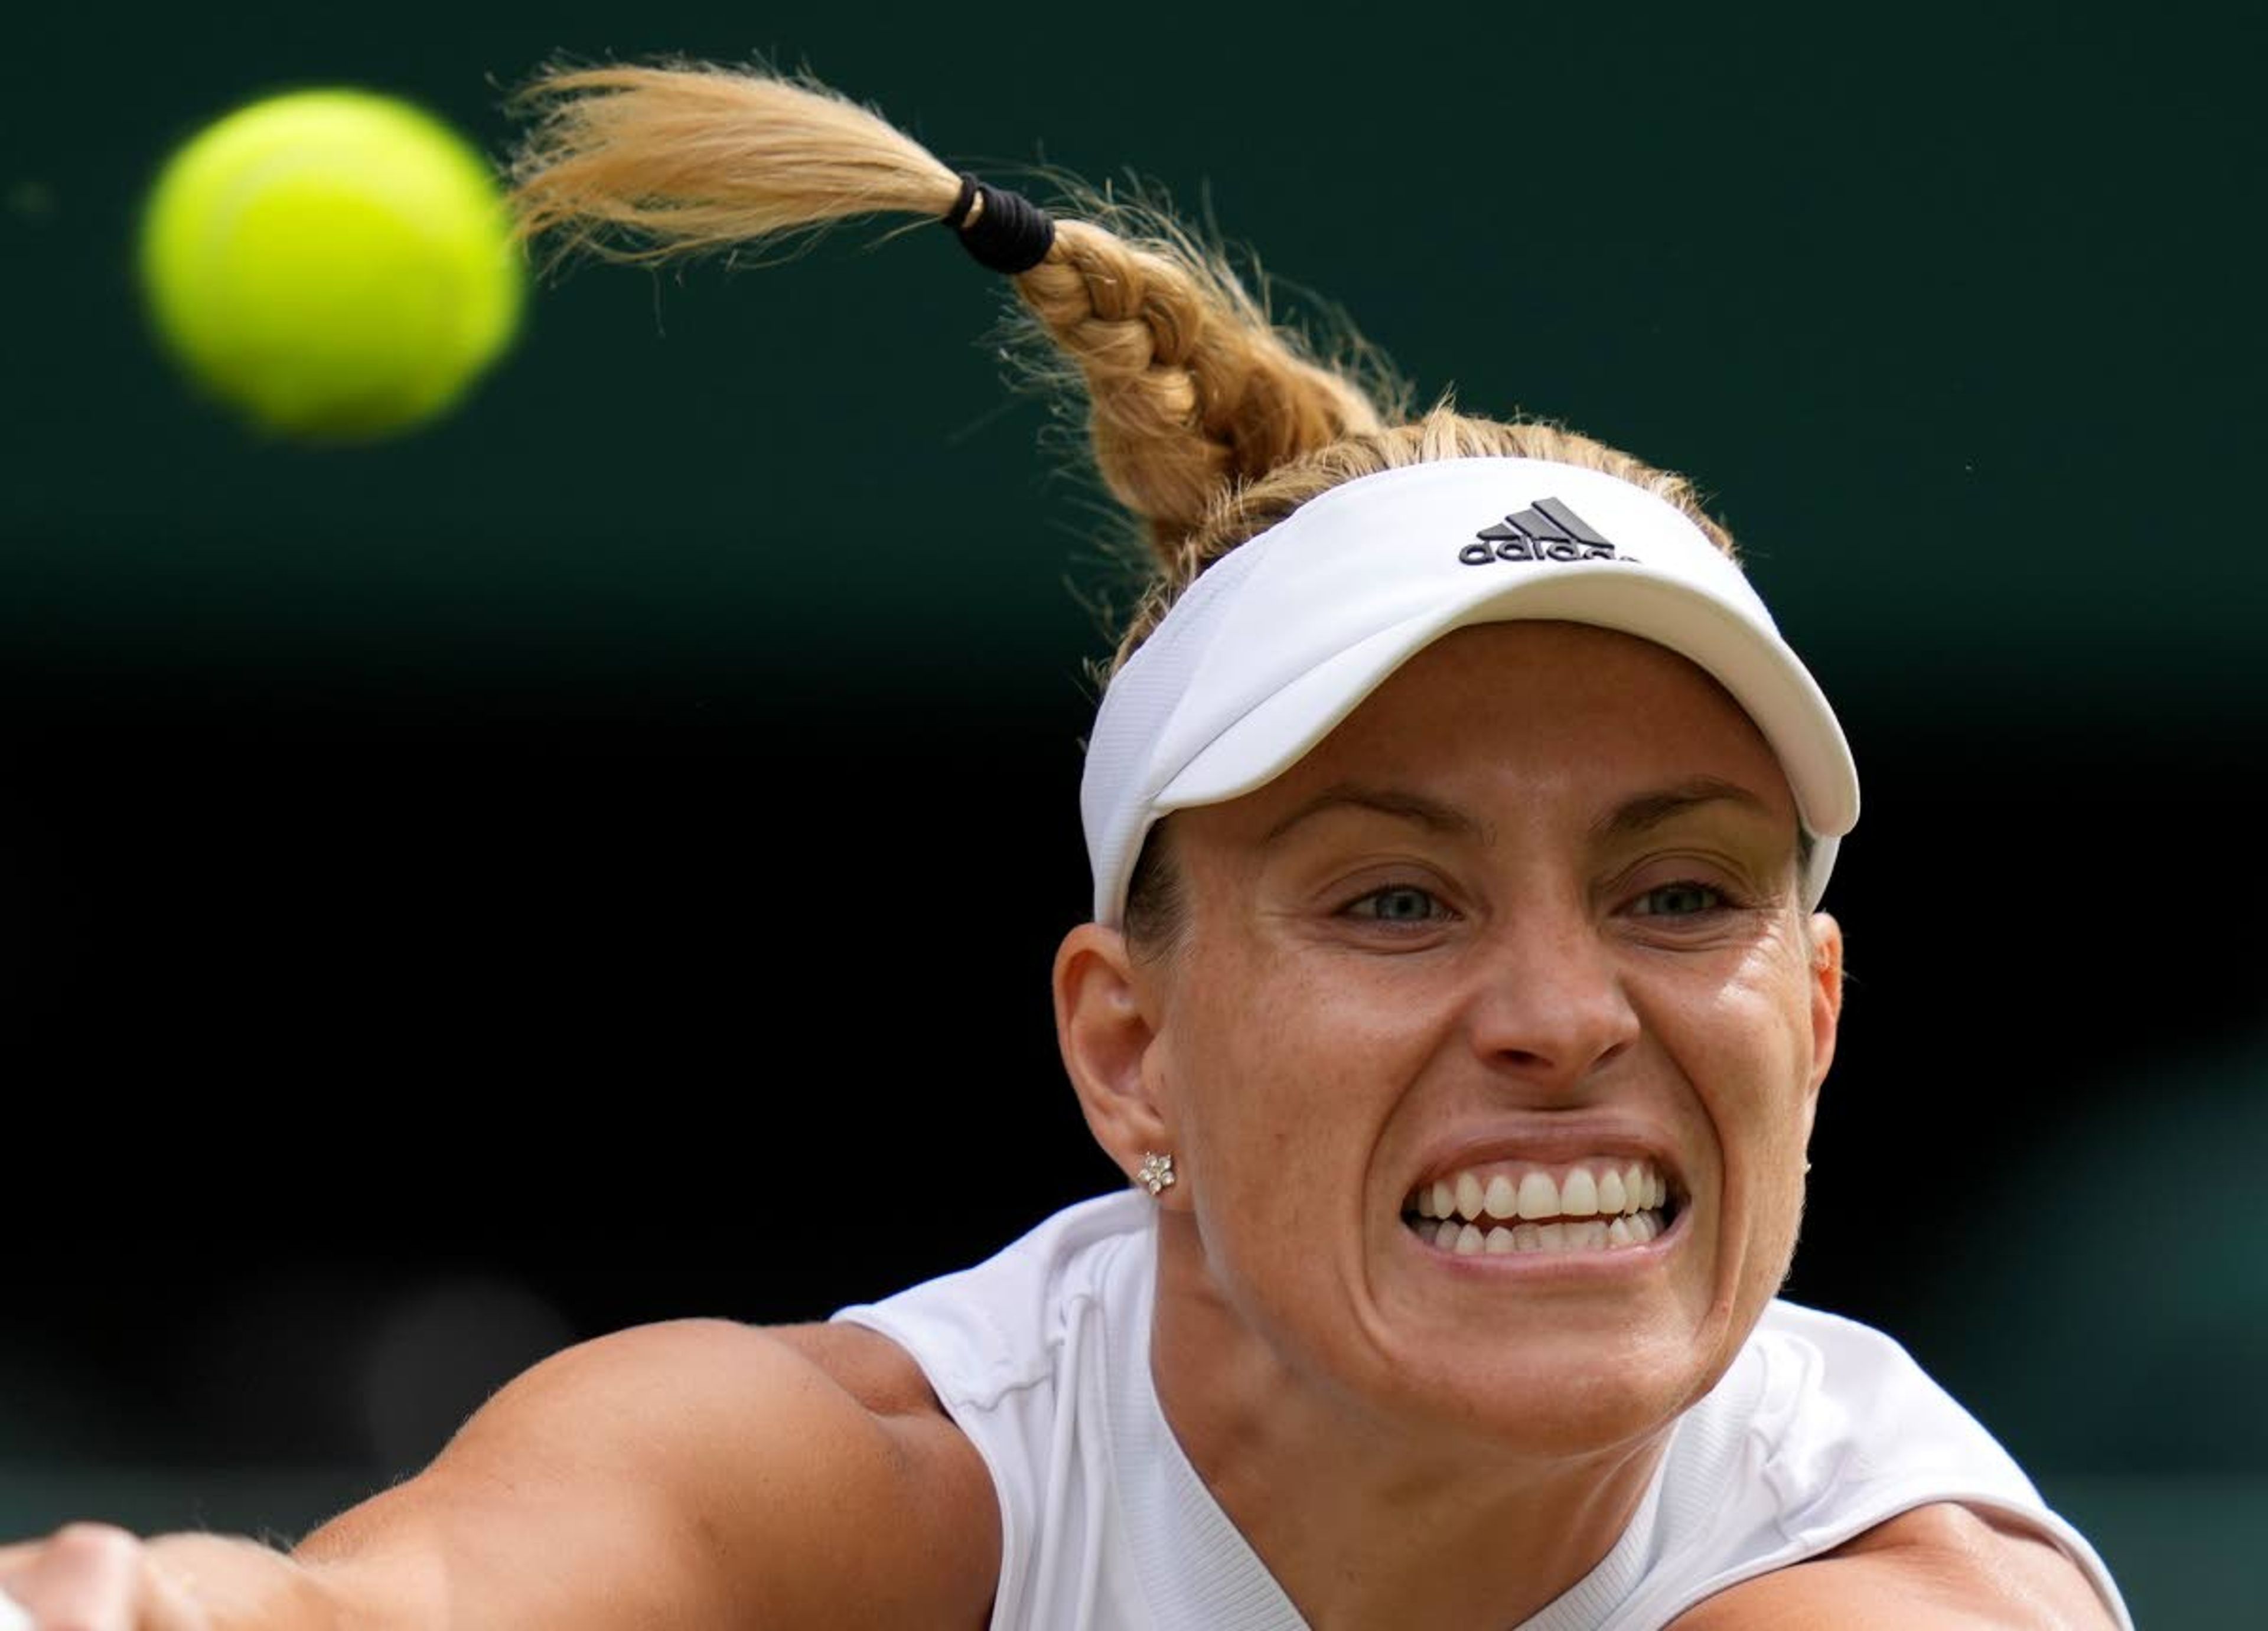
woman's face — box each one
[1139,621,1843,1456]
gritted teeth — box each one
[1405,1159,1673,1225]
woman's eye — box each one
[1631,881,1725,917]
[1345,885,1445,924]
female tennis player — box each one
[0,63,2133,1630]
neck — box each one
[1149,1220,1670,1631]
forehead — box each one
[1210,621,1796,826]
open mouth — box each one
[1402,1158,1681,1257]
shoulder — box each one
[1639,1304,2126,1627]
[304,1318,996,1631]
[1731,1300,2056,1514]
[459,1316,986,1496]
[835,1190,1155,1404]
[1666,1503,2123,1630]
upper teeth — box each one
[1409,1160,1669,1223]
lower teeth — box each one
[1413,1212,1666,1255]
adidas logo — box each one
[1458,498,1631,566]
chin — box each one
[1373,1316,1732,1464]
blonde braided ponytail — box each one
[508,59,1735,676]
[510,63,1390,560]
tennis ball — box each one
[139,88,523,441]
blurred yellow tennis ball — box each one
[140,88,523,441]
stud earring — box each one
[1136,1152,1176,1196]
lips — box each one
[1402,1157,1678,1257]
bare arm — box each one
[0,1319,996,1631]
[1666,1503,2122,1630]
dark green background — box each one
[2,5,2261,1622]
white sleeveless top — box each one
[834,1192,2132,1630]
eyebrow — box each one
[1260,775,1785,852]
[1262,782,1488,846]
[1591,777,1783,846]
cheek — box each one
[1161,963,1419,1228]
[1678,959,1821,1286]
[1170,985,1342,1186]
[1691,937,1821,1123]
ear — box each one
[1801,912,1846,1134]
[1054,922,1173,1190]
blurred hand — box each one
[0,1525,211,1631]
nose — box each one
[1462,896,1640,1088]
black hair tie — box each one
[943,173,1055,275]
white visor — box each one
[1080,457,1859,924]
